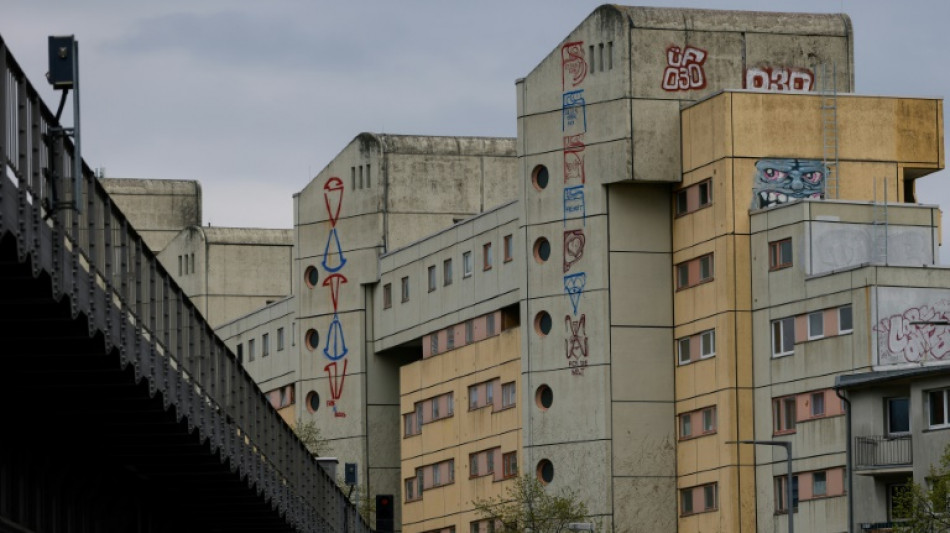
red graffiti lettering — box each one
[561,41,588,90]
[563,134,585,184]
[661,45,707,92]
[744,66,814,92]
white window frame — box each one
[703,483,717,510]
[428,265,437,292]
[772,317,795,357]
[812,471,827,497]
[680,413,692,438]
[700,329,716,359]
[432,397,440,420]
[839,305,853,333]
[432,464,441,486]
[808,311,824,340]
[463,251,473,278]
[702,407,716,433]
[677,337,691,365]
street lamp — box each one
[728,439,793,533]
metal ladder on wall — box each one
[872,178,889,264]
[818,61,840,200]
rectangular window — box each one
[677,337,691,365]
[702,407,716,433]
[248,338,256,361]
[401,276,410,302]
[448,459,455,483]
[351,167,356,190]
[813,471,827,497]
[680,413,692,438]
[703,484,717,511]
[675,190,688,216]
[178,255,183,276]
[359,165,364,188]
[236,343,244,363]
[699,254,713,281]
[808,311,824,340]
[432,464,441,486]
[775,475,799,512]
[698,181,712,207]
[503,234,513,262]
[700,330,715,358]
[839,305,853,333]
[929,389,950,429]
[444,259,453,286]
[502,382,516,408]
[431,334,439,356]
[366,164,371,187]
[277,327,285,351]
[446,328,455,350]
[417,469,424,494]
[262,333,270,357]
[483,243,493,270]
[469,385,479,410]
[486,314,496,336]
[428,265,437,292]
[680,488,693,515]
[405,478,415,502]
[383,283,392,309]
[463,251,473,277]
[447,392,454,416]
[470,523,479,533]
[432,398,440,420]
[415,404,423,433]
[486,450,494,474]
[486,381,494,405]
[470,454,479,477]
[774,396,797,434]
[772,317,795,357]
[503,451,518,478]
[676,263,690,289]
[769,238,793,270]
[888,397,910,434]
[811,392,825,417]
[404,413,414,437]
[465,320,474,343]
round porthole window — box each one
[533,237,551,263]
[305,266,319,288]
[531,165,549,191]
[536,459,554,485]
[535,384,553,410]
[305,329,320,351]
[534,311,553,336]
[306,391,320,413]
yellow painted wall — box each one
[400,326,522,533]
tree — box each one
[292,419,330,457]
[893,443,950,532]
[472,474,591,533]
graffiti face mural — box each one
[752,159,827,209]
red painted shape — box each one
[561,41,587,90]
[661,45,707,92]
[324,176,344,227]
[322,273,348,313]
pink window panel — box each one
[824,308,839,335]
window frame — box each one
[503,451,518,478]
[703,483,717,511]
[401,276,410,303]
[383,283,392,309]
[700,329,715,359]
[680,488,694,516]
[483,243,493,271]
[811,392,825,417]
[469,385,479,410]
[771,317,795,357]
[680,412,692,438]
[808,311,824,340]
[775,475,799,513]
[774,396,797,435]
[277,327,285,351]
[702,407,716,433]
[839,305,853,333]
[428,265,437,292]
[888,396,911,435]
[769,238,793,271]
[444,258,453,286]
[677,337,691,365]
[262,333,270,357]
[812,471,827,497]
[501,382,516,409]
[929,389,950,429]
[503,234,513,263]
[463,251,473,278]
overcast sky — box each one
[3,1,949,257]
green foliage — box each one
[894,444,950,532]
[292,419,330,457]
[472,474,592,533]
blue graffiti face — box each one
[753,159,827,208]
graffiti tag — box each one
[561,42,588,90]
[745,66,814,92]
[661,45,707,91]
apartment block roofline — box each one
[836,365,950,390]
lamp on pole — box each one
[728,439,793,533]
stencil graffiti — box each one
[564,273,587,316]
[875,301,950,364]
[563,230,586,272]
[752,159,827,209]
[565,314,589,375]
[324,360,348,418]
[562,90,587,132]
[563,135,586,184]
[745,67,814,92]
[323,273,348,313]
[661,45,707,91]
[563,186,586,225]
[561,42,588,90]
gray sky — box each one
[4,1,949,258]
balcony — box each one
[854,435,913,471]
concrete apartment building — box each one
[127,4,950,532]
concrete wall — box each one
[99,178,201,253]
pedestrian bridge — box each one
[0,36,370,533]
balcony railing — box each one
[855,435,913,469]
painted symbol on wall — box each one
[875,302,950,364]
[323,273,348,313]
[661,45,707,91]
[563,186,586,225]
[564,273,587,316]
[564,230,586,272]
[751,159,827,209]
[322,229,347,273]
[565,314,588,360]
[561,41,588,90]
[324,177,344,226]
[745,67,814,92]
[562,90,587,132]
[325,360,348,418]
[324,314,348,361]
[563,134,586,184]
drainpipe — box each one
[835,386,853,533]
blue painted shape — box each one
[562,90,587,132]
[564,272,587,316]
[324,314,349,361]
[322,227,347,273]
[563,185,586,226]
